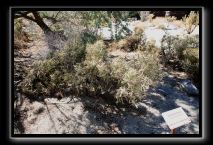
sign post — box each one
[162,107,191,134]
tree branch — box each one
[14,11,36,22]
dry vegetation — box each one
[15,11,200,104]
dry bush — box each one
[172,20,185,28]
[21,36,164,106]
[20,39,86,98]
[182,48,199,84]
[84,40,107,65]
[161,33,199,83]
[167,16,177,22]
[115,68,152,104]
[157,24,166,30]
[141,39,158,53]
[161,34,199,63]
[14,18,31,49]
[182,11,199,34]
[110,58,127,79]
[147,14,154,22]
[113,51,164,104]
[115,26,145,52]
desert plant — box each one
[20,39,86,98]
[141,39,157,52]
[182,11,199,34]
[161,34,199,63]
[157,24,166,30]
[139,11,150,21]
[14,18,31,49]
[116,26,145,52]
[84,40,107,65]
[167,16,177,22]
[147,14,154,22]
[113,51,164,104]
[80,30,98,45]
[182,48,199,84]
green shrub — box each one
[80,30,97,45]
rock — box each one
[179,79,199,96]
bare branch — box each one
[14,11,36,22]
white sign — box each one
[162,107,191,130]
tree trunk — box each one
[32,12,67,51]
[32,12,52,34]
[15,11,68,52]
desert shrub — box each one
[167,16,177,22]
[80,30,98,45]
[14,18,31,49]
[84,40,107,65]
[110,58,127,79]
[113,51,164,104]
[157,24,166,30]
[182,11,199,34]
[182,48,199,84]
[141,39,158,53]
[20,40,86,98]
[21,36,164,106]
[185,34,199,48]
[14,19,24,40]
[133,25,144,37]
[161,34,198,65]
[116,26,145,52]
[147,14,154,22]
[115,68,152,104]
[139,11,150,21]
[20,59,59,96]
[116,36,140,52]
